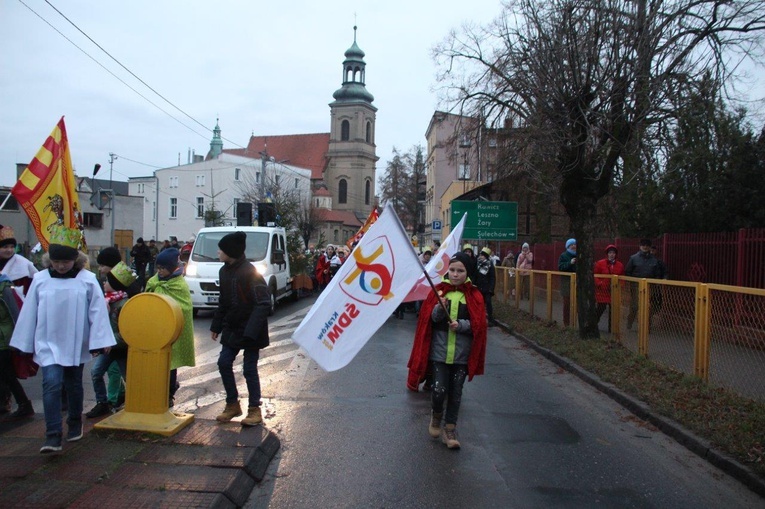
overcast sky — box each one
[0,0,506,186]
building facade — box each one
[1,173,143,254]
[129,152,311,243]
[423,112,482,246]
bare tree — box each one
[297,200,323,249]
[379,146,426,233]
[434,0,765,338]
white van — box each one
[184,226,293,315]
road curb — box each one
[495,319,765,498]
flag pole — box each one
[0,193,11,211]
[420,264,453,322]
[385,202,454,323]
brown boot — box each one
[240,406,263,427]
[441,424,461,449]
[215,401,242,422]
[428,411,442,438]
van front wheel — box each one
[268,285,276,316]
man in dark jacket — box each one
[130,238,151,288]
[210,232,271,427]
[624,238,662,329]
[474,247,496,324]
[558,239,577,327]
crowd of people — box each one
[1,220,672,454]
[128,236,194,287]
[0,225,274,454]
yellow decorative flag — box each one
[11,117,86,251]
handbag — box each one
[12,352,39,379]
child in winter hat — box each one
[155,247,181,270]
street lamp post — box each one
[109,152,117,247]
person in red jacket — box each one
[594,244,625,333]
[407,252,487,450]
[314,245,336,291]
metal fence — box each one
[490,227,765,289]
[494,266,765,402]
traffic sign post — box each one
[450,200,518,241]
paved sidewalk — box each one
[0,413,280,508]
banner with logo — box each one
[402,212,467,302]
[10,117,86,250]
[292,203,422,371]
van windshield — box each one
[191,231,269,262]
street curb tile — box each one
[114,462,255,507]
[0,455,53,478]
[0,415,47,438]
[495,319,765,498]
[68,485,237,509]
[169,419,270,447]
[0,477,90,508]
[134,443,254,469]
[246,430,281,481]
[0,436,45,457]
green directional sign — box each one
[451,200,518,241]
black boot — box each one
[6,400,34,420]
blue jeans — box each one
[91,354,109,404]
[217,345,261,408]
[42,364,84,437]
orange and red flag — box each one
[346,207,379,249]
[11,117,86,251]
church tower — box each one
[325,26,378,219]
[207,118,223,159]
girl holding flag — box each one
[407,252,487,450]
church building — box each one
[223,26,379,246]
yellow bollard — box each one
[94,293,194,436]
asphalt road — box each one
[15,296,764,508]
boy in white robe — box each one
[10,227,115,453]
[0,224,37,296]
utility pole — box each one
[260,150,267,201]
[108,152,117,247]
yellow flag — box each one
[11,117,86,250]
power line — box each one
[112,154,163,169]
[16,0,210,142]
[42,0,237,143]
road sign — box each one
[450,200,518,241]
[432,220,442,231]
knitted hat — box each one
[106,261,137,291]
[605,244,618,254]
[566,238,577,249]
[155,247,180,269]
[449,252,473,271]
[218,231,246,258]
[96,246,122,268]
[48,225,83,261]
[0,225,16,248]
[480,246,492,257]
[522,242,530,249]
[137,237,144,243]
